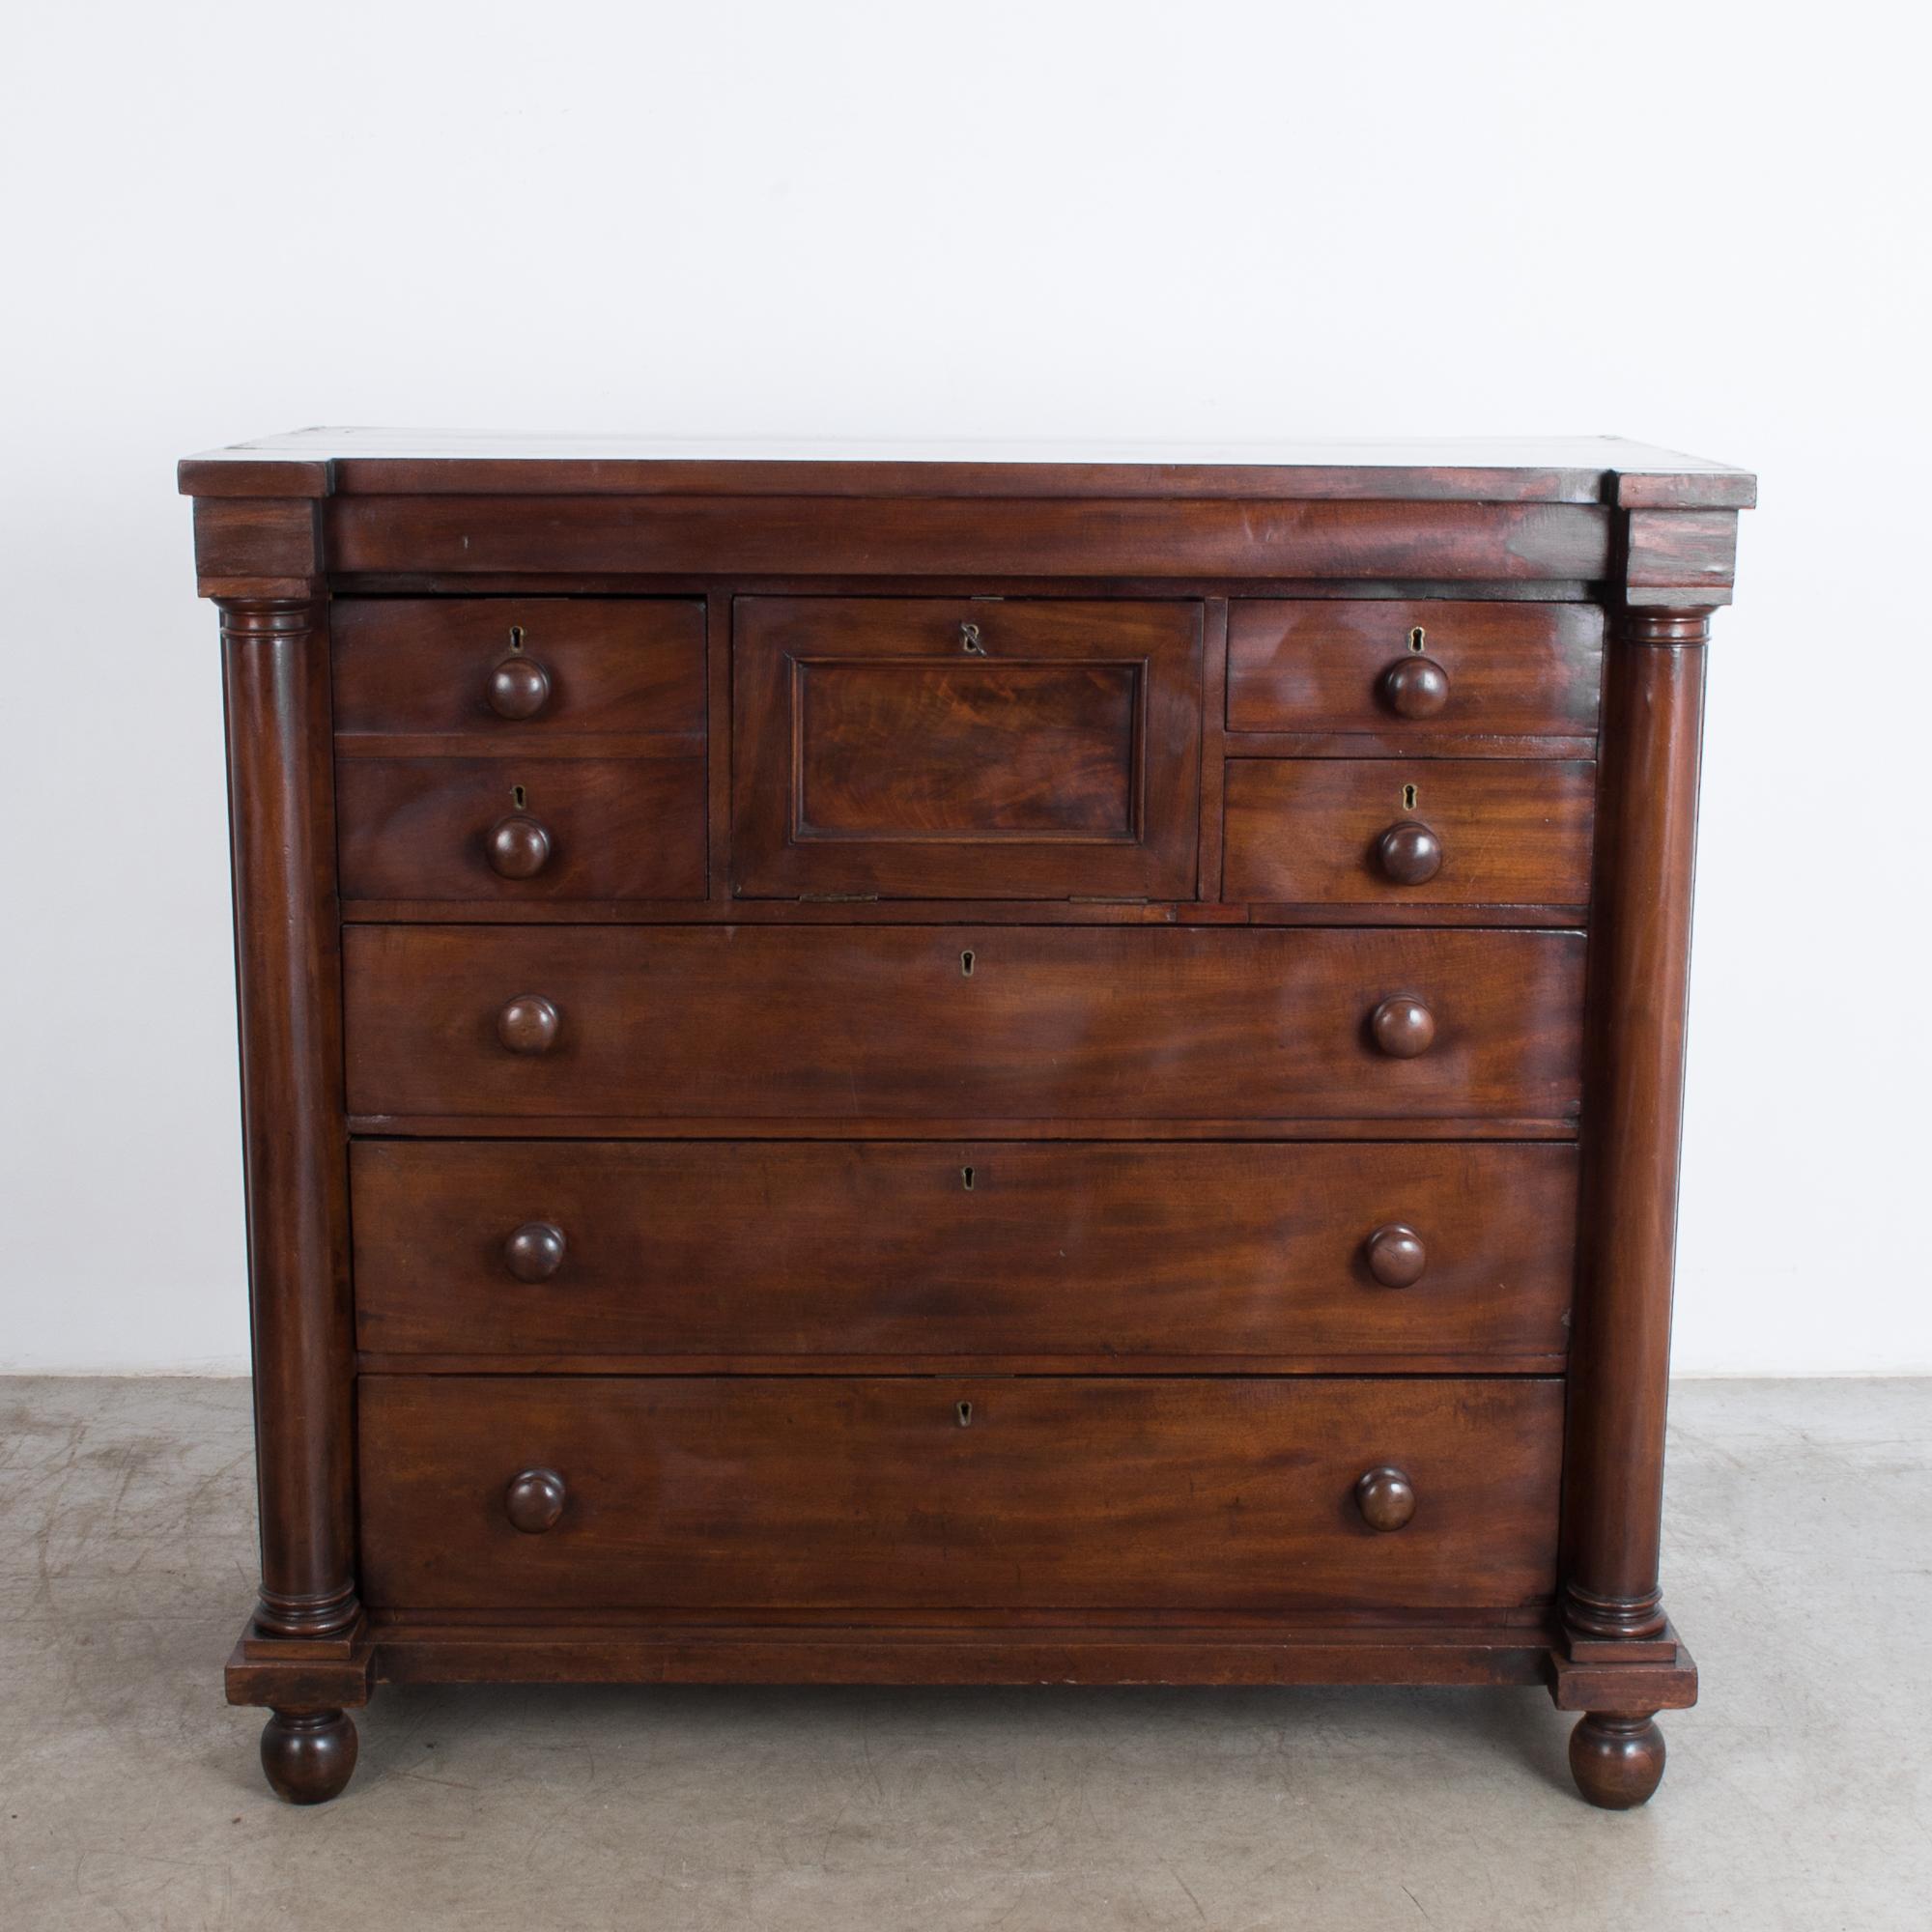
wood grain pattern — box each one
[1562,611,1710,1647]
[341,924,1586,1124]
[357,1376,1565,1613]
[331,597,705,737]
[1222,760,1597,907]
[218,600,358,1640]
[1227,601,1604,738]
[362,1621,1560,1688]
[733,598,1201,899]
[325,497,1615,585]
[179,430,1757,509]
[334,755,706,901]
[349,1140,1577,1364]
[192,498,322,599]
[185,433,1746,1806]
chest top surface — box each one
[179,430,1756,508]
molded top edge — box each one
[179,430,1756,509]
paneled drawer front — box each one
[335,755,706,901]
[733,597,1202,899]
[358,1375,1564,1612]
[1223,760,1596,907]
[332,597,706,739]
[1227,600,1603,739]
[342,925,1585,1124]
[351,1141,1577,1364]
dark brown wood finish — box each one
[184,435,1747,1806]
[219,595,367,1794]
[180,431,1756,507]
[334,754,706,900]
[331,597,705,738]
[219,600,358,1643]
[327,497,1617,585]
[349,1140,1577,1365]
[341,925,1586,1125]
[1561,611,1710,1652]
[1221,759,1596,907]
[358,1375,1565,1613]
[1227,599,1605,740]
[733,597,1202,899]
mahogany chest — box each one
[179,432,1752,1807]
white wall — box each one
[3,1,1923,1374]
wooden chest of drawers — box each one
[180,431,1752,1809]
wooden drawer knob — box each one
[488,653,552,720]
[503,1221,567,1282]
[1379,655,1450,719]
[497,994,561,1055]
[487,812,553,879]
[1354,1465,1416,1532]
[1370,995,1435,1058]
[1375,820,1442,886]
[1364,1224,1428,1288]
[504,1467,566,1533]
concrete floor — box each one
[1,1378,1926,1931]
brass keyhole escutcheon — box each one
[1407,626,1426,652]
[959,622,986,655]
[960,950,975,977]
[955,1400,973,1427]
[1403,782,1417,810]
[961,1165,976,1191]
[508,625,526,653]
[513,783,527,810]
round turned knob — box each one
[487,654,552,720]
[503,1221,567,1283]
[1379,655,1450,719]
[1374,820,1443,886]
[497,994,560,1055]
[1370,995,1435,1058]
[1354,1465,1416,1532]
[486,811,553,880]
[1364,1224,1428,1289]
[504,1467,566,1533]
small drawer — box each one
[351,1140,1577,1365]
[335,755,705,901]
[1223,759,1596,907]
[1227,600,1602,739]
[341,924,1585,1124]
[358,1375,1564,1613]
[733,597,1202,899]
[332,597,705,740]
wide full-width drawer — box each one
[732,597,1202,899]
[1226,600,1603,739]
[1222,759,1596,907]
[335,755,706,901]
[357,1375,1564,1613]
[351,1141,1577,1364]
[331,597,706,739]
[341,925,1585,1124]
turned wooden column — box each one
[219,597,358,1641]
[1562,607,1710,1645]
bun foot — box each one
[260,1708,358,1804]
[1569,1711,1666,1809]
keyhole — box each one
[513,784,527,810]
[1407,626,1426,652]
[960,622,985,655]
[1402,783,1417,810]
[508,625,526,654]
[960,950,975,977]
[955,1400,973,1427]
[961,1165,976,1191]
